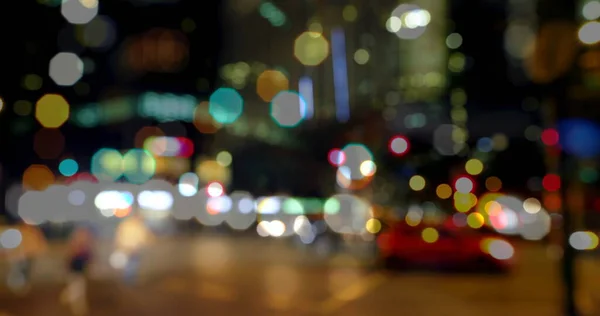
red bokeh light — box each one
[542,174,561,192]
[175,137,194,158]
[206,182,224,197]
[541,128,559,146]
[388,135,410,156]
[328,149,346,167]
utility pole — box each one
[532,0,579,315]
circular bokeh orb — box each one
[35,94,70,128]
[82,15,117,51]
[341,143,374,180]
[49,52,84,86]
[256,70,289,102]
[433,124,464,156]
[59,159,79,177]
[122,149,156,184]
[294,32,330,66]
[209,88,244,124]
[270,91,306,128]
[389,135,410,156]
[61,0,99,25]
[388,4,431,40]
[90,148,123,181]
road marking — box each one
[319,273,387,314]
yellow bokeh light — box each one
[79,0,99,8]
[467,212,485,229]
[409,175,426,191]
[216,151,233,167]
[484,200,503,216]
[256,70,289,102]
[359,160,376,177]
[294,32,330,66]
[422,227,439,243]
[454,192,478,213]
[465,158,484,175]
[35,94,70,128]
[436,184,452,199]
[523,197,542,214]
[585,232,599,250]
[365,218,382,234]
[354,49,370,65]
[342,5,358,22]
[101,151,124,173]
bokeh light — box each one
[294,32,330,66]
[270,91,306,128]
[59,159,79,177]
[409,175,426,191]
[23,164,55,191]
[436,184,452,199]
[122,149,156,184]
[328,149,345,167]
[465,159,483,175]
[34,128,65,159]
[389,135,410,156]
[209,88,244,124]
[216,151,233,167]
[485,176,502,192]
[256,70,289,102]
[91,148,123,181]
[35,94,70,128]
[49,52,84,86]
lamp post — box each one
[532,0,579,314]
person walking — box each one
[60,225,94,316]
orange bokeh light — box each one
[23,164,55,191]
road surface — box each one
[0,236,598,315]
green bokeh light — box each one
[209,88,244,124]
[123,149,156,184]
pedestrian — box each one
[3,221,47,294]
[60,224,94,316]
[114,211,154,285]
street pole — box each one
[534,0,579,314]
[555,79,579,316]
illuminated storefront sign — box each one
[144,136,194,158]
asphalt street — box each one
[0,236,598,315]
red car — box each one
[377,222,516,273]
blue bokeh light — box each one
[59,159,79,177]
[209,88,244,124]
[558,118,600,158]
